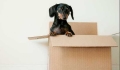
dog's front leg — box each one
[65,31,73,37]
[50,26,58,36]
[50,31,57,36]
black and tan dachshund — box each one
[49,3,75,37]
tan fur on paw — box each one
[50,32,57,36]
[65,31,72,37]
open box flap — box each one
[50,35,117,47]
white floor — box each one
[111,35,119,70]
[0,65,119,70]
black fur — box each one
[49,3,75,36]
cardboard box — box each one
[48,22,117,70]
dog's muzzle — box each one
[58,13,69,20]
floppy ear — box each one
[69,6,74,20]
[49,4,59,17]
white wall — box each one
[0,0,119,70]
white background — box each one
[0,0,119,70]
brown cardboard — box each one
[50,35,117,47]
[48,22,117,70]
[28,35,49,40]
[49,47,112,70]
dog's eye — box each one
[65,9,69,13]
[59,8,61,10]
[65,8,70,12]
[58,8,63,13]
[58,8,62,11]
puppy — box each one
[49,3,75,37]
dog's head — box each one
[49,3,74,20]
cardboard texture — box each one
[50,35,117,47]
[28,35,49,40]
[48,22,117,70]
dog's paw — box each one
[50,32,57,36]
[65,31,72,37]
